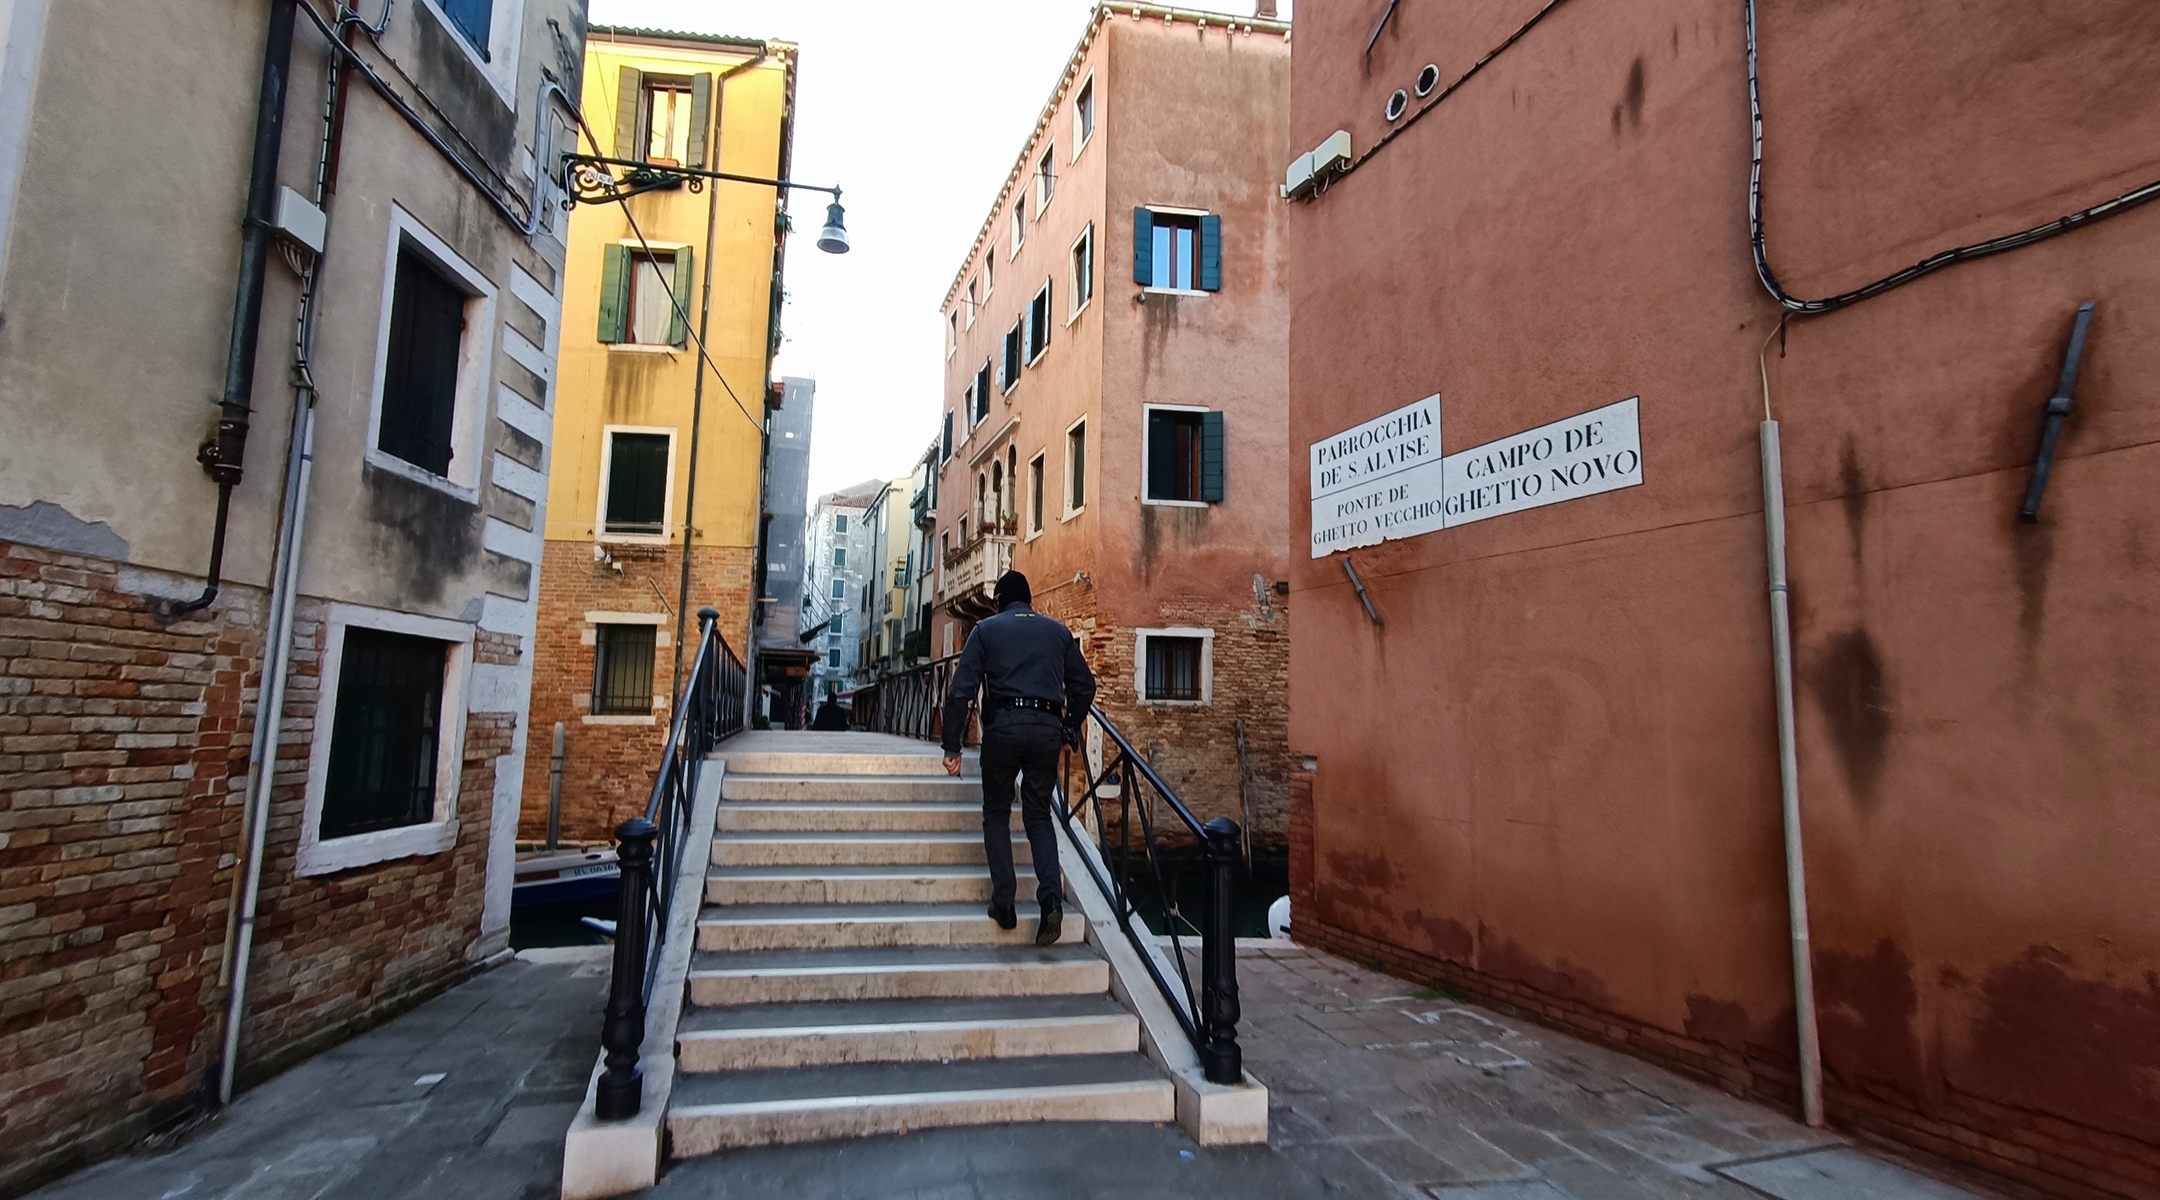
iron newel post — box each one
[597,816,658,1119]
[1200,815,1244,1085]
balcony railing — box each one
[939,532,1013,619]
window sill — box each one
[608,343,681,356]
[297,819,457,877]
[1140,286,1210,298]
[583,714,659,726]
[1061,505,1085,522]
[597,531,673,545]
[1066,300,1091,326]
[1138,698,1210,708]
[1142,497,1210,509]
[364,449,479,505]
[1025,528,1044,543]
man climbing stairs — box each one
[666,736,1175,1155]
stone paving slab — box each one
[28,947,612,1200]
[29,942,2005,1200]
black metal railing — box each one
[1057,707,1242,1084]
[861,653,975,746]
[596,607,746,1120]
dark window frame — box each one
[320,628,448,840]
[601,429,672,537]
[1027,283,1051,363]
[1143,635,1206,703]
[378,244,470,479]
[1067,420,1086,512]
[591,623,657,715]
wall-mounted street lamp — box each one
[561,152,850,254]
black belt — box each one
[998,697,1062,717]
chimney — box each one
[1255,0,1277,16]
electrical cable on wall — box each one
[1744,0,2160,316]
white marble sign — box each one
[1309,394,1445,558]
[1308,395,1644,556]
[1441,397,1642,526]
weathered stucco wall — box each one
[1287,0,2160,1194]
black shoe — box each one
[988,902,1017,931]
[1035,904,1063,946]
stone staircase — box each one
[665,734,1176,1155]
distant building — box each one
[755,377,818,726]
[801,481,884,698]
[0,0,585,1188]
[857,475,917,679]
[521,28,795,844]
[929,4,1293,843]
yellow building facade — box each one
[523,27,795,843]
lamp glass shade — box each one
[816,201,850,254]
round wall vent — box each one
[1384,88,1410,121]
[1415,63,1441,97]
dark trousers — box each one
[979,723,1064,910]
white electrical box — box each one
[1284,130,1352,199]
[272,185,327,255]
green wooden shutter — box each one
[597,244,630,342]
[1200,410,1225,501]
[615,67,644,159]
[1133,207,1153,285]
[1146,410,1173,500]
[687,73,712,169]
[669,248,694,346]
[1199,215,1222,291]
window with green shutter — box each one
[1143,409,1223,503]
[597,244,632,343]
[1135,209,1220,292]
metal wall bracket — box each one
[2019,301,2097,523]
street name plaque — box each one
[1309,393,1445,557]
[1309,395,1643,557]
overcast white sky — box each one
[589,0,1282,498]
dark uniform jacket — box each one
[942,601,1096,753]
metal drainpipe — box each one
[673,47,769,698]
[168,0,297,616]
[1757,326,1825,1126]
[212,0,343,1102]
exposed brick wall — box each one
[1035,585,1292,848]
[523,539,754,845]
[0,541,517,1196]
[1292,919,2159,1199]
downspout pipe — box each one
[1757,333,1825,1125]
[168,0,297,616]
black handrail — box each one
[596,607,746,1120]
[862,652,976,747]
[864,667,1242,1083]
[1057,706,1242,1084]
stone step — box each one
[721,774,984,803]
[676,994,1137,1071]
[716,801,1003,833]
[711,831,1029,868]
[707,864,1042,906]
[687,944,1106,1006]
[667,1053,1173,1154]
[721,751,975,778]
[696,902,1086,951]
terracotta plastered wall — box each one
[523,539,754,845]
[1285,0,2160,1195]
[0,543,514,1194]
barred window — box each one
[592,624,656,715]
[321,630,446,838]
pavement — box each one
[29,947,612,1200]
[30,942,2000,1200]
